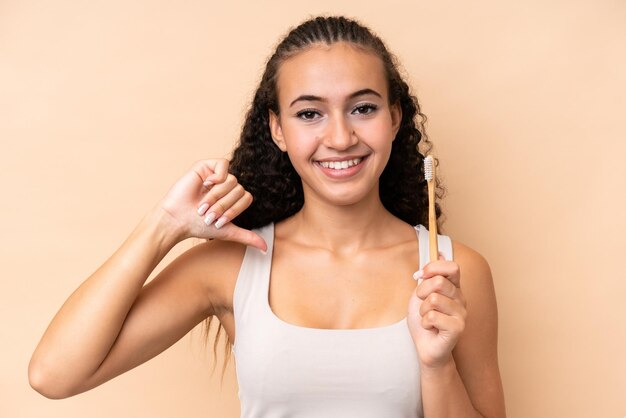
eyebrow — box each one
[288,88,382,108]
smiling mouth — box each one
[314,156,366,170]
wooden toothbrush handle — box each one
[428,181,439,262]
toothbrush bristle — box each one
[424,156,434,181]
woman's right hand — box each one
[155,158,267,251]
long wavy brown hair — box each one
[204,15,446,379]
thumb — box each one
[220,224,268,252]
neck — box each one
[287,184,396,254]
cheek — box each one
[282,125,320,156]
[355,117,395,145]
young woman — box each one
[29,16,505,417]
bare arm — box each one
[448,243,505,417]
[28,159,265,399]
[409,242,505,417]
[28,208,185,398]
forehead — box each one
[275,42,388,105]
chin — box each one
[318,185,378,207]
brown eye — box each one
[352,104,378,115]
[296,109,321,120]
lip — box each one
[314,155,369,179]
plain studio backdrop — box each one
[1,1,624,417]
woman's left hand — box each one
[407,255,467,370]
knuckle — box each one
[434,276,446,289]
[452,264,460,276]
[225,174,237,186]
[233,184,245,195]
[426,311,437,322]
[428,293,440,307]
[212,158,229,169]
[243,194,254,207]
[239,192,254,207]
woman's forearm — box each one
[28,207,182,398]
[421,358,483,418]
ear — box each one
[390,101,402,139]
[269,110,287,152]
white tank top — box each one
[232,223,453,418]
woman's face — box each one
[269,42,401,207]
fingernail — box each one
[197,203,209,216]
[413,269,424,280]
[214,216,228,229]
[204,212,217,225]
[203,179,213,186]
[260,249,267,255]
[417,278,423,286]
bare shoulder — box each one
[449,240,498,334]
[450,239,497,333]
[452,240,493,287]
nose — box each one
[322,114,358,150]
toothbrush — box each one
[424,155,439,262]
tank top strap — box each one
[232,222,274,329]
[415,224,454,268]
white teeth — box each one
[318,157,363,170]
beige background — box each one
[1,1,624,417]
